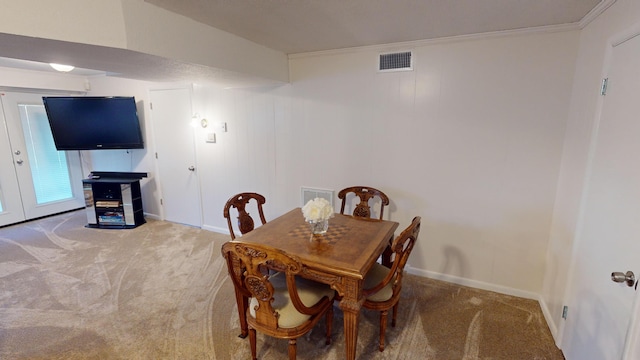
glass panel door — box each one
[18,103,74,203]
[0,91,84,225]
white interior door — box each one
[561,32,640,359]
[0,92,84,226]
[150,88,202,227]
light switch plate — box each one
[206,132,216,143]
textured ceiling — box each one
[145,0,602,54]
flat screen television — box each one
[42,96,144,150]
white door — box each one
[0,92,84,226]
[150,88,202,227]
[561,33,640,359]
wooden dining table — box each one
[230,207,399,360]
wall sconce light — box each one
[190,114,199,128]
[200,118,208,128]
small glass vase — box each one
[309,219,329,235]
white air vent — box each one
[379,51,413,72]
[301,187,334,207]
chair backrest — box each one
[221,241,327,329]
[338,186,390,220]
[223,192,267,239]
[364,216,421,298]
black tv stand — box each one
[88,171,147,180]
[83,172,147,229]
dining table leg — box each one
[381,234,395,267]
[338,278,363,360]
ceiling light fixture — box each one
[49,63,75,72]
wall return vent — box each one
[301,187,334,208]
[379,51,413,72]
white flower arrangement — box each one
[302,197,334,223]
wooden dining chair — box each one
[223,192,267,239]
[362,216,421,352]
[338,186,390,220]
[221,241,335,360]
[338,186,393,265]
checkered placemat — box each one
[287,224,350,245]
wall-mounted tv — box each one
[42,96,144,150]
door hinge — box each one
[150,102,153,110]
[155,152,158,159]
[160,198,163,205]
[601,78,608,95]
[562,305,568,319]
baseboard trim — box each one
[202,224,229,234]
[143,213,161,221]
[537,294,561,345]
[406,266,539,299]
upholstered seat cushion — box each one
[363,263,395,302]
[249,272,335,328]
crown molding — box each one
[579,0,617,28]
[290,23,580,59]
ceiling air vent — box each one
[379,51,413,72]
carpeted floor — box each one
[0,210,564,359]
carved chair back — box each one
[223,192,267,239]
[338,186,390,220]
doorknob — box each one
[611,271,636,287]
[16,159,23,165]
[188,166,195,171]
[14,150,20,155]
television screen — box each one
[42,96,144,150]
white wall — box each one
[0,0,127,47]
[121,0,288,83]
[544,0,640,345]
[0,66,88,92]
[193,29,579,296]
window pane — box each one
[19,104,73,204]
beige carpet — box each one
[0,210,564,359]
